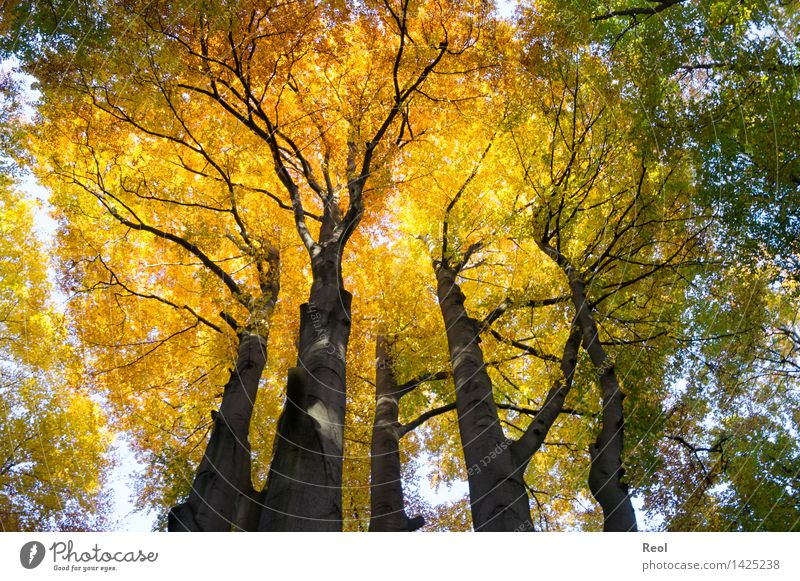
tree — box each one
[510,53,703,531]
[12,0,492,530]
[537,0,800,277]
[384,84,592,529]
[368,335,426,531]
[2,0,798,533]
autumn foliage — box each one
[1,0,798,531]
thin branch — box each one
[592,0,686,22]
[399,402,456,436]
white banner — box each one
[1,533,797,580]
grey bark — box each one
[259,244,351,531]
[168,333,267,531]
[435,264,534,532]
[369,335,424,532]
[233,486,266,532]
[536,239,638,532]
[560,265,637,530]
[249,16,449,531]
[570,276,638,532]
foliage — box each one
[1,0,798,531]
[0,179,113,531]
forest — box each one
[0,0,798,532]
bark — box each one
[248,16,448,530]
[168,332,267,531]
[233,486,265,532]
[535,237,638,532]
[592,0,685,22]
[568,275,638,532]
[435,265,533,532]
[259,244,351,531]
[369,335,424,532]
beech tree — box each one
[7,0,492,530]
[368,335,429,531]
[2,0,798,532]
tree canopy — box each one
[1,0,798,532]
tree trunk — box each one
[369,335,424,532]
[568,275,638,532]
[259,244,351,531]
[168,332,267,531]
[435,265,533,532]
[233,486,265,532]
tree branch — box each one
[510,324,582,469]
[592,0,686,22]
